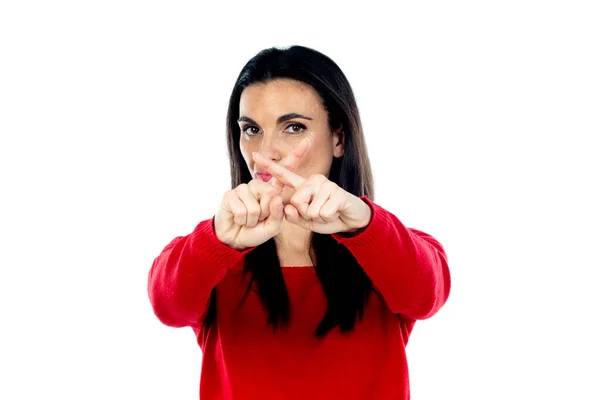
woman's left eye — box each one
[284,123,306,134]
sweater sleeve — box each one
[331,196,451,320]
[147,216,254,328]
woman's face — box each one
[238,78,344,204]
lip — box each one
[256,172,273,182]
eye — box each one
[284,123,306,134]
[242,125,260,136]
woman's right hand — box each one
[214,179,285,250]
[214,138,311,250]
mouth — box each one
[256,172,273,182]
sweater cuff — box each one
[188,216,255,271]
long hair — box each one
[203,45,375,338]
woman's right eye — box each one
[242,125,260,136]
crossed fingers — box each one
[253,137,311,194]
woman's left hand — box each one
[252,152,372,235]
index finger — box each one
[286,137,311,173]
[273,137,310,191]
[252,152,305,191]
[253,137,311,192]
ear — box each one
[332,127,345,158]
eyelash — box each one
[285,123,307,134]
[242,125,260,136]
[242,123,307,136]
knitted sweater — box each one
[148,196,451,399]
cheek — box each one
[305,136,332,167]
[239,141,254,170]
[239,139,250,157]
[297,153,327,177]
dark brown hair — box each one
[204,45,376,337]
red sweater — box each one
[148,197,450,399]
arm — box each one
[332,196,451,320]
[147,217,253,328]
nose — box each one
[257,133,283,162]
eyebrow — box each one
[277,113,313,124]
[237,113,313,125]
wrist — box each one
[342,199,372,237]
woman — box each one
[148,45,451,400]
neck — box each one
[274,219,313,265]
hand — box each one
[252,152,372,235]
[214,179,284,250]
[214,139,312,250]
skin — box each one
[238,78,343,194]
[237,79,371,261]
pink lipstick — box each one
[256,172,273,182]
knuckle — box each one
[265,186,277,196]
[290,195,301,207]
[321,210,335,220]
[223,189,234,199]
[256,181,273,194]
[248,205,260,216]
[233,209,246,219]
[249,180,262,191]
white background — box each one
[1,1,598,399]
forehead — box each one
[239,79,325,119]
